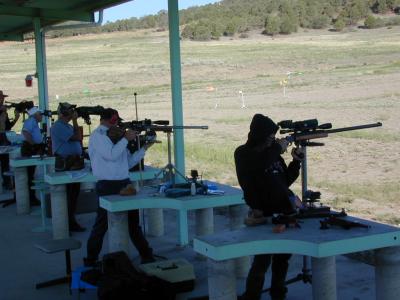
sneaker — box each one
[69,221,86,232]
[140,255,156,264]
[30,199,41,206]
[244,209,268,226]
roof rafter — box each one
[0,5,94,22]
[0,33,23,41]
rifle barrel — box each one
[121,123,208,131]
[164,125,208,130]
[325,122,382,134]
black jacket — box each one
[234,141,300,216]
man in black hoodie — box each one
[234,114,303,300]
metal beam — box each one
[0,33,23,41]
[0,5,94,22]
[168,0,185,182]
[75,0,132,12]
[33,18,49,119]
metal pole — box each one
[301,144,307,201]
[168,0,185,183]
[33,18,49,122]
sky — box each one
[103,0,221,23]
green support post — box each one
[33,18,49,124]
[168,0,185,183]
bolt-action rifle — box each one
[5,100,34,113]
[278,119,382,145]
[320,216,370,230]
[75,105,106,125]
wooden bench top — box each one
[100,182,244,212]
[194,216,400,260]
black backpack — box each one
[86,251,175,300]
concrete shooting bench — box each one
[44,166,161,239]
[194,216,400,300]
[99,183,246,250]
[9,155,55,215]
[0,145,20,203]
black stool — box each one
[35,238,81,289]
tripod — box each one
[154,130,187,184]
[263,140,325,293]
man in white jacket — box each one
[84,108,154,266]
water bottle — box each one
[190,182,196,196]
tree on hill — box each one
[40,0,400,40]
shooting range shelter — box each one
[0,0,186,179]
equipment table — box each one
[100,183,246,250]
[44,166,161,239]
[193,216,400,300]
[10,156,55,215]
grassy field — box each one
[0,26,399,224]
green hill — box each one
[44,0,400,39]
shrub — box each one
[310,15,331,29]
[364,15,378,28]
[334,17,346,31]
[264,15,281,36]
[280,15,298,34]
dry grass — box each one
[1,27,399,224]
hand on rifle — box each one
[291,147,304,161]
[72,111,79,121]
[276,138,289,153]
[124,129,137,142]
[144,141,155,150]
[14,109,20,120]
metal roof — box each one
[0,0,132,41]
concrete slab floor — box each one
[0,204,375,300]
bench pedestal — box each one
[147,208,164,237]
[229,204,249,278]
[196,207,214,236]
[50,184,69,239]
[311,256,336,300]
[375,246,400,300]
[15,167,30,215]
[208,259,236,300]
[108,211,129,255]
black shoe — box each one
[141,255,156,264]
[83,257,98,267]
[30,199,41,206]
[69,221,86,232]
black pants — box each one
[66,182,81,223]
[242,254,291,300]
[0,133,11,188]
[0,153,11,188]
[27,165,37,202]
[86,179,152,261]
